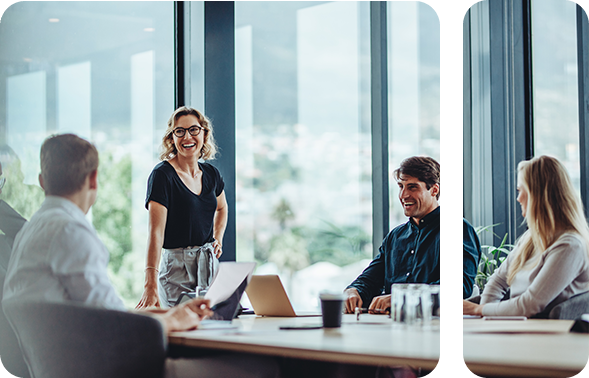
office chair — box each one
[0,275,29,378]
[3,301,167,378]
[466,284,480,300]
[547,291,589,320]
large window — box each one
[0,1,439,312]
[531,0,580,191]
[464,0,588,243]
[234,2,372,311]
[388,2,440,228]
[0,1,175,306]
[235,2,440,311]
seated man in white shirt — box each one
[2,133,278,378]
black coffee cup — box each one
[320,293,344,328]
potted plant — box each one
[475,224,513,291]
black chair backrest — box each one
[0,273,29,377]
[548,291,589,320]
[3,301,167,378]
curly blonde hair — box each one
[159,106,218,161]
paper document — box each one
[205,262,256,308]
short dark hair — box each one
[40,134,99,196]
[394,156,440,199]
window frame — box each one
[464,0,589,242]
[190,2,401,259]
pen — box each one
[354,307,391,320]
[355,307,390,313]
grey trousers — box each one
[158,243,219,308]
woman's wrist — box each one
[145,269,159,290]
[145,265,159,273]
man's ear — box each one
[430,183,440,198]
[88,170,98,190]
[38,174,45,190]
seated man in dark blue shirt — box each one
[344,156,481,313]
[463,218,481,299]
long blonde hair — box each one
[159,106,218,161]
[507,155,589,284]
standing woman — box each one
[463,155,589,317]
[137,106,228,309]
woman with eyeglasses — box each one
[136,106,228,309]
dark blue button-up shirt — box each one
[348,207,441,306]
[463,219,481,298]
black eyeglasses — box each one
[172,126,205,138]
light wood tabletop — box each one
[463,318,589,377]
[169,314,440,369]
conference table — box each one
[463,318,589,377]
[169,314,440,370]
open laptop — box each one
[245,275,321,317]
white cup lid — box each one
[319,292,345,300]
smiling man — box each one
[344,156,440,313]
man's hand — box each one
[184,298,213,320]
[344,288,363,314]
[161,298,213,333]
[368,294,391,314]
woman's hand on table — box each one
[463,299,483,316]
[136,284,161,310]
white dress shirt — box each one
[2,196,125,310]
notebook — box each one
[245,275,321,317]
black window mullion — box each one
[370,2,389,257]
[522,0,534,160]
[577,5,589,218]
[204,1,236,261]
[174,1,186,109]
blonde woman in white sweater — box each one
[464,155,589,317]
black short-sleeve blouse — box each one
[145,161,225,249]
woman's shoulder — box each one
[556,231,585,244]
[549,232,588,256]
[152,160,172,172]
[150,161,175,176]
[148,161,175,184]
[200,162,222,177]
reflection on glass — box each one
[532,0,580,191]
[57,62,91,138]
[235,1,372,311]
[387,2,440,228]
[0,2,175,307]
[6,71,47,186]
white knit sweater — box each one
[481,232,589,317]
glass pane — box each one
[190,2,205,111]
[387,2,440,228]
[532,0,580,190]
[0,1,174,307]
[235,1,372,311]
